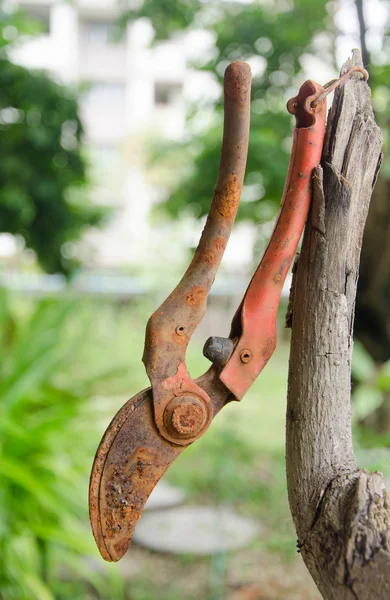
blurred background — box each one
[1,0,390,598]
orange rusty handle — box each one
[218,67,368,400]
[219,80,328,400]
[142,61,251,441]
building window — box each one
[84,82,126,105]
[154,82,182,107]
[82,20,121,45]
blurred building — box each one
[9,0,231,271]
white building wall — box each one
[7,0,254,273]
[7,0,188,269]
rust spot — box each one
[149,332,157,346]
[113,539,129,556]
[171,401,205,435]
[186,286,207,306]
[298,172,305,179]
[214,173,241,217]
[273,260,289,284]
[173,330,188,346]
[214,237,226,252]
[204,251,214,263]
[104,447,156,526]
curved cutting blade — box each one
[89,387,185,561]
[89,369,231,562]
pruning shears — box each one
[89,61,368,562]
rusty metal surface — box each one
[142,61,252,444]
[89,367,231,562]
[219,80,327,399]
[311,66,368,107]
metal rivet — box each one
[240,349,252,363]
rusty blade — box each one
[89,388,181,561]
[89,368,231,562]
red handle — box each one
[219,80,327,399]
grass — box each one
[53,297,305,598]
[0,292,130,599]
[165,338,296,558]
[5,293,387,599]
[84,298,389,599]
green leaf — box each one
[30,523,95,555]
[376,361,390,392]
[0,456,60,514]
[24,573,55,600]
[353,386,383,422]
[352,341,376,383]
[1,346,64,409]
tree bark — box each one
[286,50,388,599]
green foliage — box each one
[118,0,202,40]
[352,340,390,422]
[368,20,390,177]
[0,11,106,274]
[0,292,315,596]
[0,290,126,598]
[157,0,330,222]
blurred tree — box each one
[0,290,127,599]
[152,0,332,224]
[119,0,202,40]
[0,10,106,274]
[352,0,390,431]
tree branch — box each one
[286,50,388,599]
[355,0,370,71]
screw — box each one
[240,349,252,363]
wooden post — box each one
[286,50,389,599]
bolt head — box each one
[164,396,207,439]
